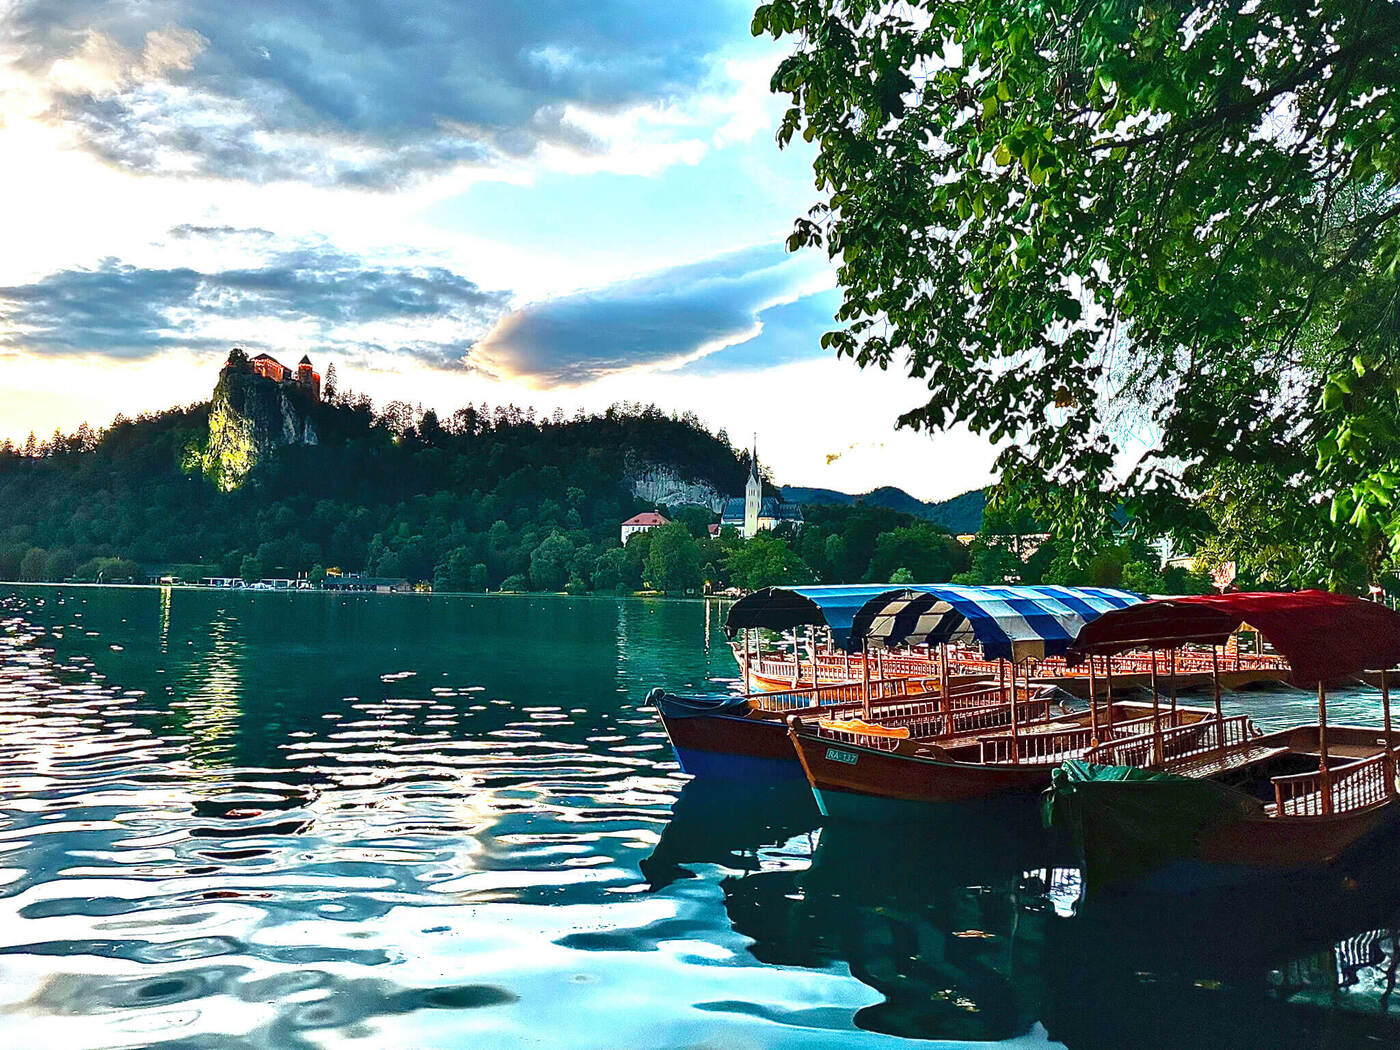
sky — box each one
[0,0,998,501]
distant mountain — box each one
[779,484,985,533]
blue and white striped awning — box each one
[854,584,1144,663]
[725,585,905,649]
[726,583,1142,661]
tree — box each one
[644,523,703,594]
[889,566,915,585]
[755,0,1400,583]
[19,547,48,581]
[240,553,264,583]
[866,524,966,584]
[725,533,813,590]
[44,547,78,581]
[323,362,338,401]
[529,533,576,591]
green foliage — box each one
[755,0,1400,586]
[866,523,967,583]
[0,400,745,592]
[74,556,142,582]
[644,523,704,594]
[725,532,814,590]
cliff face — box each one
[626,461,726,512]
[202,367,317,491]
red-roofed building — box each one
[621,511,669,546]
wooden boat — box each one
[789,700,1228,822]
[1043,590,1400,896]
[650,677,1049,782]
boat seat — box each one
[1166,743,1292,779]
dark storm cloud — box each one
[0,247,509,365]
[10,0,748,186]
[475,244,829,385]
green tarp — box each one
[1044,761,1265,890]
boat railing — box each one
[1272,747,1400,818]
[1083,714,1254,768]
[749,675,934,710]
[810,697,1053,751]
[973,709,1175,766]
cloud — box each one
[0,244,510,366]
[9,0,753,186]
[473,243,832,385]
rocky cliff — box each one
[202,366,317,491]
[626,461,727,512]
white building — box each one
[621,511,670,545]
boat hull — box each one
[1048,759,1400,896]
[653,694,806,782]
[790,730,1054,823]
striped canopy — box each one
[853,584,1144,663]
[724,585,905,649]
[725,583,1142,661]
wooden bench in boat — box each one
[1165,742,1292,779]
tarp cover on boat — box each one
[1067,590,1400,685]
[1043,760,1266,888]
[851,585,1144,663]
[724,585,903,649]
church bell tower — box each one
[743,439,761,539]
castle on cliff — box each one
[246,352,321,400]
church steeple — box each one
[743,434,762,539]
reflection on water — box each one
[0,585,1397,1048]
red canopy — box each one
[1068,590,1400,685]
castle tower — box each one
[743,439,761,539]
[296,355,321,400]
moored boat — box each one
[790,700,1226,822]
[655,583,1144,782]
[1043,591,1400,897]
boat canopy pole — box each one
[1105,655,1115,731]
[1211,645,1225,759]
[791,629,800,687]
[744,628,752,693]
[938,642,949,709]
[861,637,871,720]
[1149,650,1163,766]
[1168,649,1178,724]
[1383,669,1394,791]
[1318,680,1332,815]
[1008,659,1020,764]
[1087,654,1099,746]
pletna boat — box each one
[785,585,1236,821]
[654,584,1141,781]
[1043,591,1400,896]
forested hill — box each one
[780,485,985,533]
[0,396,749,589]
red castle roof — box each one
[622,512,669,527]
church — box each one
[718,444,803,539]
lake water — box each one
[1,584,1397,1049]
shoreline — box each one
[0,580,723,601]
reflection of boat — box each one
[791,700,1223,821]
[723,813,1058,1041]
[640,778,818,891]
[1046,592,1400,896]
[1042,859,1400,1049]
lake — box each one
[0,584,1397,1048]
